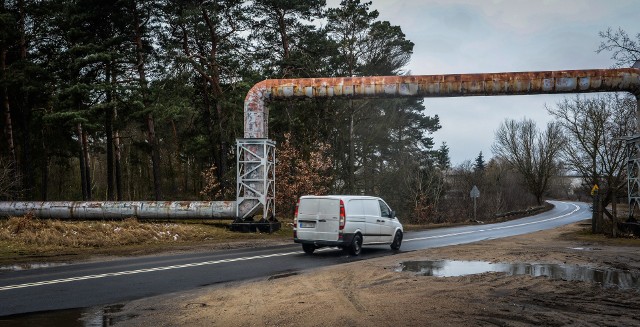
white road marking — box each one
[404,202,584,242]
[0,251,301,291]
[1,202,587,292]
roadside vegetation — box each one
[0,213,291,265]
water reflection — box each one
[398,260,640,290]
[0,304,127,327]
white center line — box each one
[404,202,583,242]
[0,251,301,291]
[1,202,587,292]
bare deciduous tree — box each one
[492,118,565,205]
[597,27,640,67]
[404,164,445,224]
[547,94,636,223]
[275,133,333,219]
[437,158,536,224]
[0,158,21,200]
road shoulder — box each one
[112,221,640,326]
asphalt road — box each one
[0,200,590,317]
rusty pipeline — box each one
[244,68,640,138]
[4,68,640,222]
[0,201,236,220]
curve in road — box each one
[0,200,590,316]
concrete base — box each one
[619,221,640,236]
[230,219,281,233]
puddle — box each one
[397,260,640,290]
[568,247,601,251]
[0,262,69,271]
[268,271,299,280]
[0,304,133,326]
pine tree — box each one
[474,151,486,173]
[250,0,326,78]
[436,143,451,170]
[166,0,251,196]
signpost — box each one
[470,185,480,221]
[591,184,599,234]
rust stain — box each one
[0,201,236,220]
[244,68,640,138]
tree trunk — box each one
[1,49,17,168]
[134,2,161,200]
[348,107,355,193]
[40,128,48,200]
[18,0,26,60]
[184,157,190,195]
[147,113,161,200]
[612,198,618,237]
[114,127,123,200]
[170,119,180,194]
[82,127,92,200]
[20,115,33,199]
[202,77,216,160]
[18,0,33,199]
[77,123,88,200]
[105,62,115,200]
[636,95,640,133]
[197,7,229,196]
[276,9,290,77]
[112,70,123,201]
[216,101,227,193]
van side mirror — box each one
[390,210,396,218]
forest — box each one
[2,0,635,224]
[0,0,454,218]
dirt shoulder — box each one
[111,222,640,327]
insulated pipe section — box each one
[244,68,640,138]
[0,201,236,220]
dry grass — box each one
[0,213,291,264]
[2,214,204,248]
[569,224,640,246]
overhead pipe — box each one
[244,68,640,138]
[2,68,639,222]
[0,201,236,220]
[238,67,640,223]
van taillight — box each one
[293,199,299,238]
[339,200,346,230]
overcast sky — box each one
[326,0,639,165]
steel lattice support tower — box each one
[235,139,276,225]
[626,135,640,222]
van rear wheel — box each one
[390,230,403,250]
[302,244,315,254]
[348,234,363,256]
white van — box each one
[293,195,403,255]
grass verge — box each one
[0,213,292,265]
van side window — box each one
[378,200,391,218]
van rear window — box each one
[298,198,339,215]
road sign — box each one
[470,185,480,221]
[591,184,599,195]
[470,185,480,198]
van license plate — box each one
[299,222,315,228]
